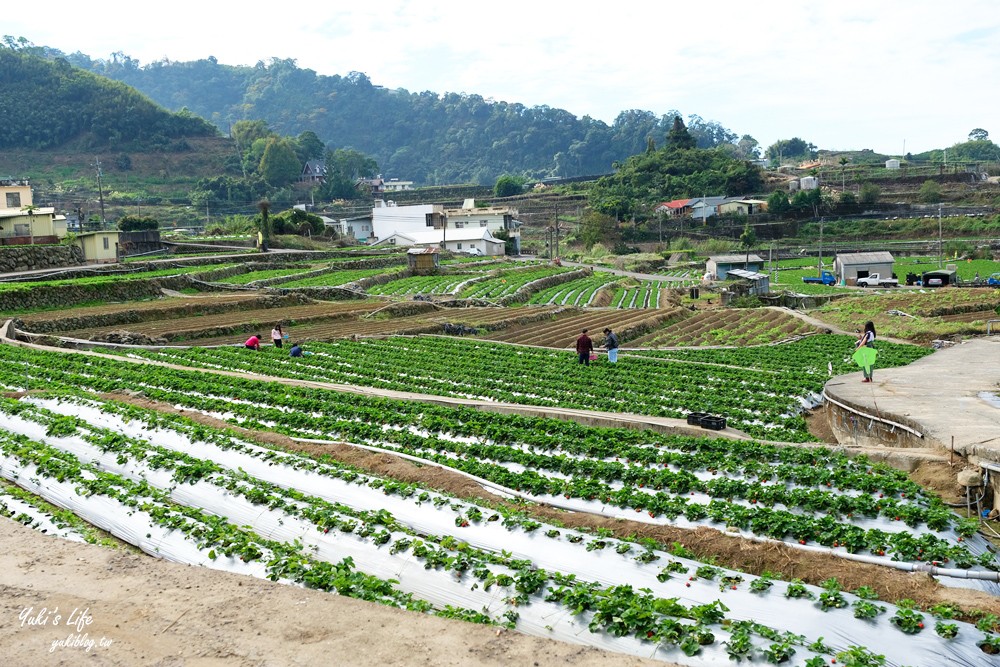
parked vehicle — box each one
[855,273,898,288]
[988,273,1000,287]
[802,271,837,285]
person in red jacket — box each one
[575,329,594,366]
[244,334,262,350]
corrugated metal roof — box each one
[726,268,768,280]
[708,254,764,264]
[835,251,894,265]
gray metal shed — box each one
[726,268,771,296]
[833,251,895,282]
[706,254,764,280]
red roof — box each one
[655,199,692,210]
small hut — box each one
[407,247,440,275]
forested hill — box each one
[62,52,753,185]
[0,49,217,150]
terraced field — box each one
[629,308,821,347]
[480,307,685,347]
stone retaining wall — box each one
[0,245,84,273]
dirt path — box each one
[0,519,668,667]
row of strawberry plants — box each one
[628,334,934,374]
[0,347,992,570]
[0,396,811,660]
[114,336,822,440]
[4,394,959,665]
[0,429,431,610]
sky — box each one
[8,1,1000,156]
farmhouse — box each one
[300,160,326,183]
[372,199,520,253]
[654,198,692,217]
[833,251,895,283]
[372,227,505,256]
[718,199,768,216]
[706,253,764,280]
[0,178,63,245]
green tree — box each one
[666,116,696,150]
[493,174,525,198]
[579,211,619,250]
[969,128,989,142]
[739,221,757,268]
[295,131,326,162]
[258,137,302,187]
[257,200,270,251]
[859,182,881,205]
[734,135,760,159]
[117,215,158,231]
[918,179,942,203]
[766,191,790,217]
[765,137,816,163]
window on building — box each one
[425,213,434,227]
[454,221,465,228]
[6,192,21,208]
[480,220,488,227]
[389,238,395,245]
[457,243,463,249]
[469,243,476,248]
[102,237,109,250]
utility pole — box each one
[553,209,560,259]
[938,203,943,268]
[94,157,107,225]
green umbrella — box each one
[852,346,878,374]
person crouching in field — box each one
[245,334,262,350]
[576,329,594,366]
[289,342,303,357]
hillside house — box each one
[718,199,768,216]
[706,253,764,280]
[443,199,520,254]
[372,199,519,253]
[654,199,692,217]
[688,196,730,220]
[384,178,414,192]
[300,160,326,183]
[833,251,894,283]
[371,201,446,243]
[0,178,60,245]
[372,227,505,256]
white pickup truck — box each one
[855,273,898,288]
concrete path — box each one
[824,337,1000,460]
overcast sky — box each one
[9,1,999,155]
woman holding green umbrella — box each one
[854,321,877,383]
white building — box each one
[885,159,901,170]
[443,199,520,253]
[371,201,446,244]
[384,178,415,192]
[371,199,519,252]
[371,227,505,256]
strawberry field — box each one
[0,344,997,666]
[103,334,931,442]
